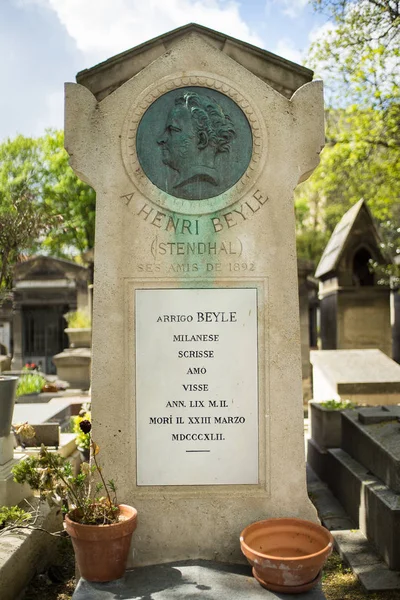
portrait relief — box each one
[136,87,253,201]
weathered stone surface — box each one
[72,561,327,599]
[357,405,400,424]
[65,328,92,349]
[65,25,324,564]
[52,348,91,390]
[328,448,400,570]
[16,423,60,448]
[333,530,400,591]
[353,562,400,591]
[309,401,348,449]
[306,466,355,532]
[0,454,31,505]
[12,398,74,426]
[311,349,400,404]
[307,466,400,592]
[0,499,62,600]
[315,200,392,357]
[0,356,11,372]
[76,23,314,101]
[307,438,331,484]
[333,530,382,566]
[342,409,400,492]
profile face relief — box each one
[157,91,235,196]
[157,104,198,174]
[136,86,253,201]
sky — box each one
[0,0,329,142]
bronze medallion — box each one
[136,87,253,201]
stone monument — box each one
[315,199,392,356]
[65,24,324,565]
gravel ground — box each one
[21,539,75,600]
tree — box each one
[0,131,95,292]
[0,136,53,291]
[311,0,399,107]
[295,0,399,267]
[312,1,399,47]
[40,131,96,257]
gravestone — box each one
[65,24,324,565]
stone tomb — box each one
[65,24,324,565]
[311,349,400,405]
[312,408,400,571]
[315,199,392,356]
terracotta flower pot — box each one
[65,504,138,582]
[240,517,333,593]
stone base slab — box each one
[307,465,400,591]
[72,561,326,599]
[334,530,400,591]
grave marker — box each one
[65,24,324,564]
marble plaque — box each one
[136,288,258,485]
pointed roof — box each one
[14,256,88,281]
[76,23,313,101]
[315,199,391,279]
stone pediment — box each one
[315,199,391,280]
[14,256,88,282]
[76,23,313,101]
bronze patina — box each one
[136,87,252,201]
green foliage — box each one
[72,412,91,450]
[295,105,400,263]
[39,131,96,257]
[64,308,91,329]
[12,436,119,525]
[0,505,31,528]
[0,135,56,292]
[297,1,400,268]
[320,399,357,410]
[0,130,95,293]
[16,372,47,397]
[311,1,399,107]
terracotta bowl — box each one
[240,517,333,591]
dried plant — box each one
[12,420,119,525]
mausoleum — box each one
[315,199,392,356]
[11,256,89,372]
